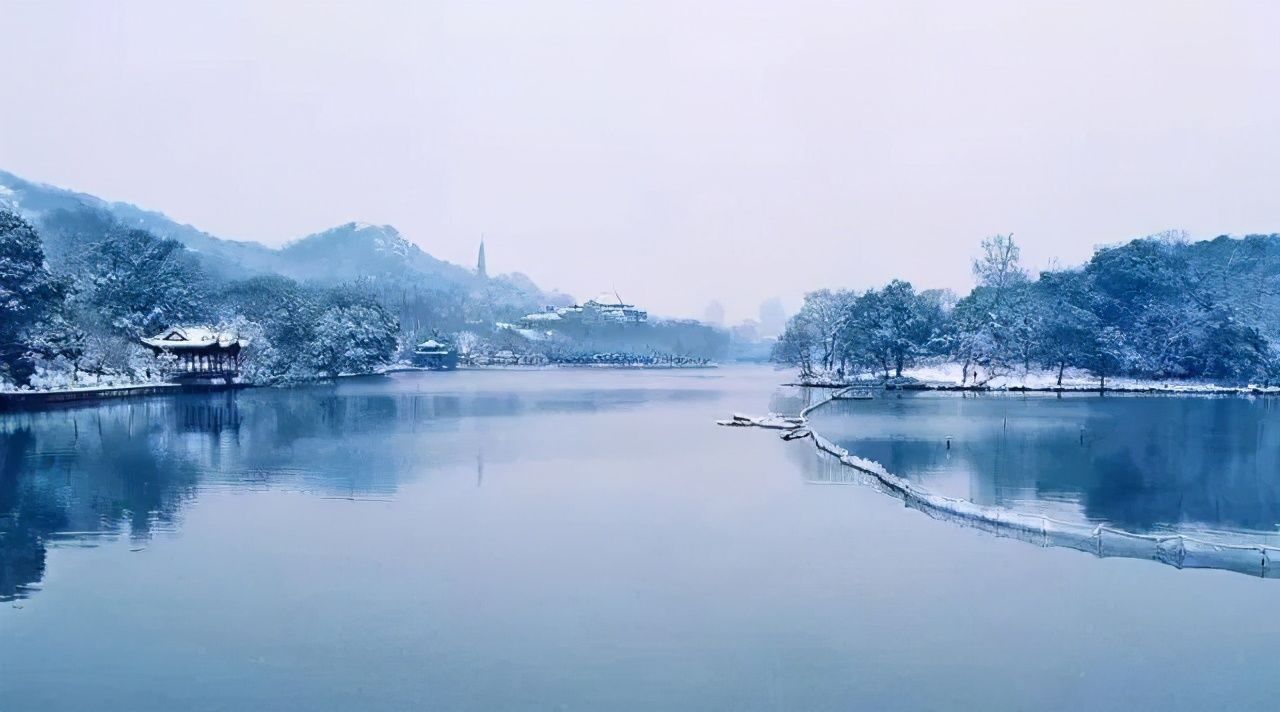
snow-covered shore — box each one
[387,363,719,374]
[0,382,190,408]
[794,363,1280,395]
[1,361,725,410]
[0,382,180,396]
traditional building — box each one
[476,238,487,278]
[411,338,458,370]
[141,327,248,382]
[582,293,648,323]
[518,292,648,328]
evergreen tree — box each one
[0,211,66,385]
[1032,270,1097,385]
[69,226,208,338]
[845,280,944,378]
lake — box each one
[2,367,1279,711]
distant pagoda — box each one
[476,237,487,278]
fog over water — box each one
[2,1,1279,319]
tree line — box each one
[774,232,1280,387]
[1,205,730,390]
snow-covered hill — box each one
[0,169,278,279]
[0,169,553,301]
[278,222,474,284]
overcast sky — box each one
[2,1,1278,321]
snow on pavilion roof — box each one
[523,311,563,322]
[416,339,450,350]
[141,326,249,350]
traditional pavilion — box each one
[141,327,248,382]
[411,338,458,370]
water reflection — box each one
[810,392,1280,543]
[0,373,720,601]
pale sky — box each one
[2,1,1278,321]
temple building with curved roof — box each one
[140,326,249,382]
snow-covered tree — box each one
[796,288,859,373]
[69,227,207,338]
[308,296,399,378]
[1032,270,1098,385]
[845,280,945,378]
[0,210,67,385]
[454,331,480,362]
[217,275,319,381]
[951,234,1034,377]
[1198,307,1269,384]
[973,233,1028,301]
[1085,326,1136,390]
[772,313,820,377]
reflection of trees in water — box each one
[1,391,416,601]
[0,380,724,600]
[0,428,56,600]
[177,397,243,434]
[1,389,431,600]
[1072,398,1280,533]
[816,395,1280,536]
[0,400,212,601]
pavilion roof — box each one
[141,326,248,350]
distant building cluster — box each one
[520,293,649,327]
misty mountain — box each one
[0,169,277,278]
[0,169,560,303]
[276,222,476,285]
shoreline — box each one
[0,382,250,410]
[790,377,1280,397]
[386,363,718,374]
[0,362,722,411]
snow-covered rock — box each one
[716,413,807,429]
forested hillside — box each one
[775,233,1280,387]
[0,169,563,312]
[0,171,727,391]
[0,208,410,387]
[0,169,567,389]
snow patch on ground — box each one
[0,382,182,396]
[800,362,1280,393]
[716,413,806,429]
[3,368,171,394]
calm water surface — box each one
[2,368,1279,711]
